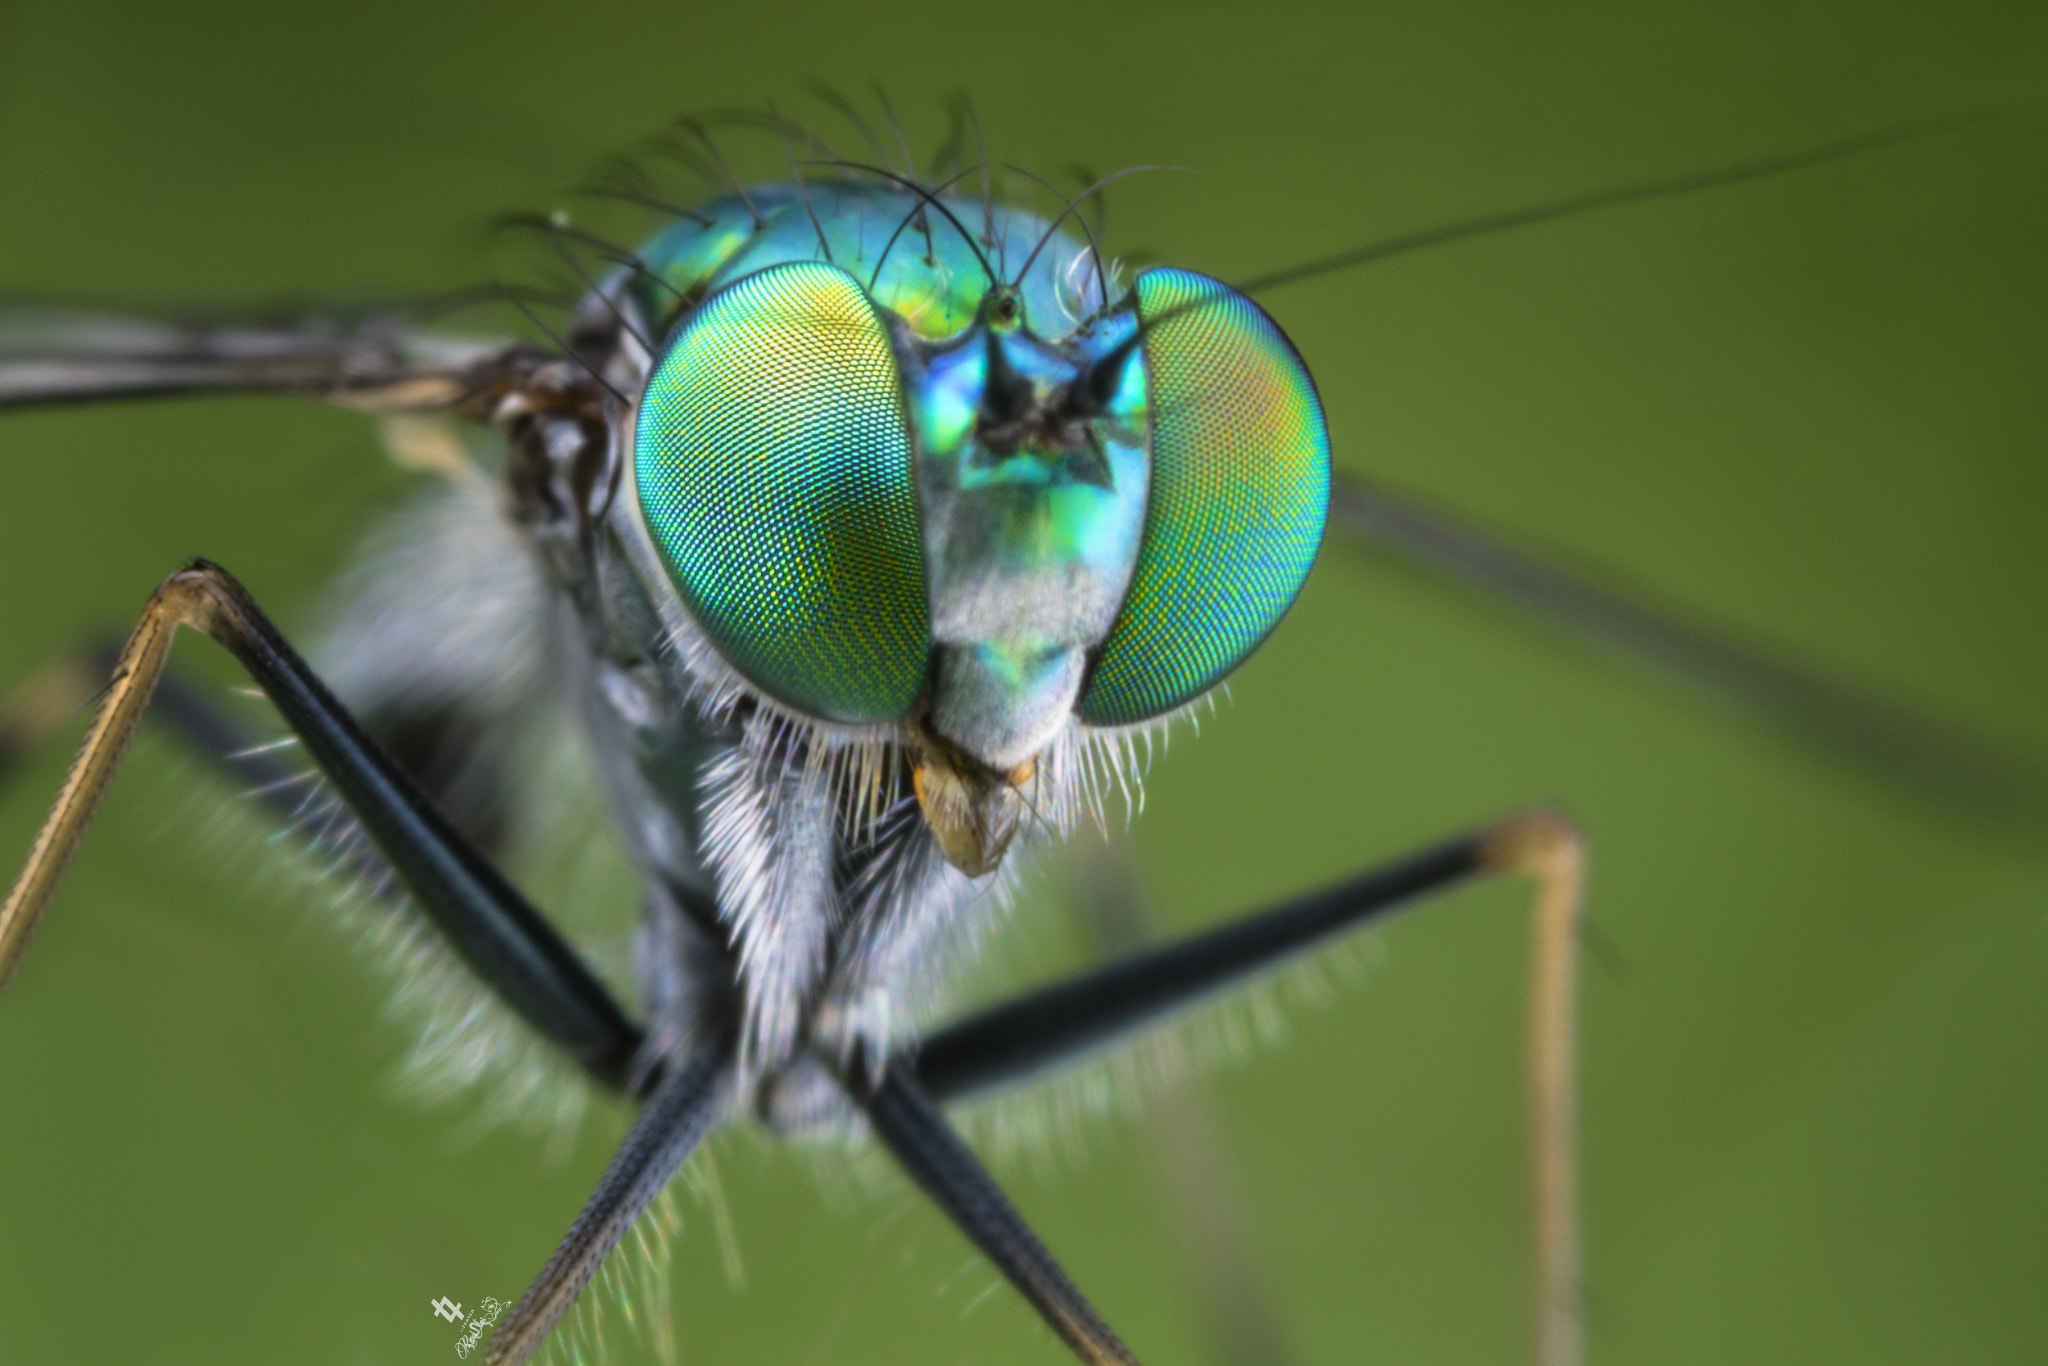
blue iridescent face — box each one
[629,190,1330,764]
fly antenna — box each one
[491,278,629,407]
[677,117,764,230]
[1061,288,1250,421]
[769,102,835,266]
[1235,102,2038,297]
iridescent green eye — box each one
[1078,268,1331,726]
[634,262,930,722]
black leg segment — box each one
[180,564,644,1085]
[909,812,1586,1366]
[851,1060,1139,1366]
[486,1040,734,1366]
[0,562,643,1090]
[915,827,1486,1101]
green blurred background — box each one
[2,4,2045,1364]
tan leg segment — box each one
[1480,810,1586,1366]
[0,568,232,993]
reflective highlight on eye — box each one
[635,262,929,722]
[1078,268,1331,726]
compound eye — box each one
[1078,267,1331,726]
[634,261,930,722]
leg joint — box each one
[1478,807,1584,888]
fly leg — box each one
[0,560,645,1089]
[0,636,380,931]
[0,631,515,901]
[910,811,1586,1366]
[0,636,318,810]
[844,1055,1140,1366]
[484,1034,735,1366]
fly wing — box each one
[1330,474,2048,840]
[0,305,521,411]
